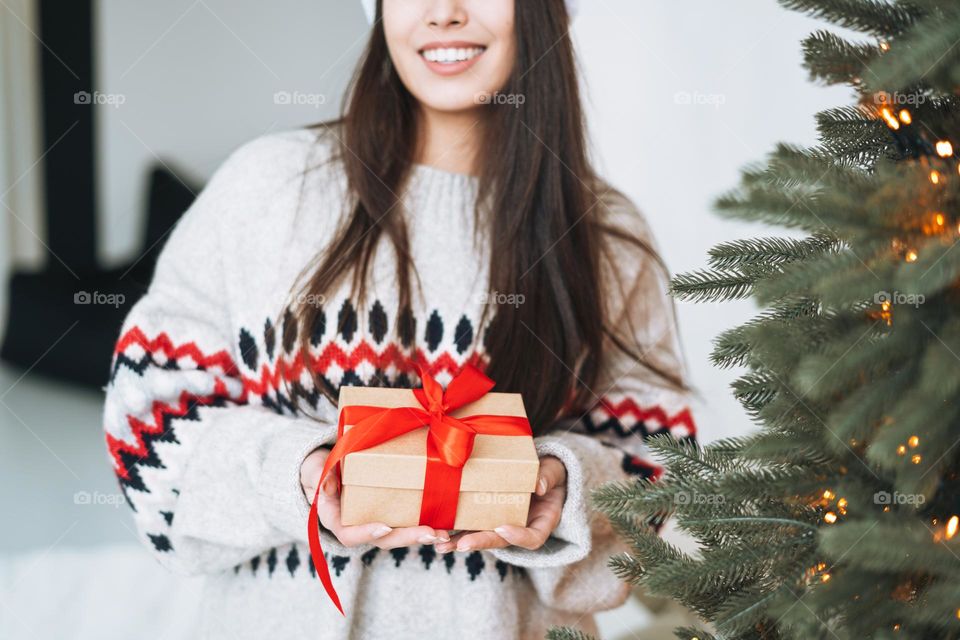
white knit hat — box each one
[360,0,579,24]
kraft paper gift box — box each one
[337,386,541,531]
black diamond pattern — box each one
[397,306,416,347]
[370,301,388,344]
[338,300,358,342]
[239,328,258,369]
[264,318,276,360]
[282,308,297,353]
[425,310,443,351]
[453,315,473,354]
[310,307,326,346]
[286,546,300,577]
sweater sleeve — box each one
[487,192,700,613]
[102,134,356,575]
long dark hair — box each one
[288,0,688,432]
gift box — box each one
[308,365,539,615]
[337,385,540,531]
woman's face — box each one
[382,0,516,114]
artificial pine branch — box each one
[549,2,960,639]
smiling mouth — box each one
[419,46,487,64]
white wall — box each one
[575,0,852,442]
[96,0,366,266]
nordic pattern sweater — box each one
[102,126,700,639]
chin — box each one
[416,87,489,114]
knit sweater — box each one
[102,126,699,640]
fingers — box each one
[435,530,508,553]
[372,526,450,549]
[535,455,567,496]
[314,477,451,549]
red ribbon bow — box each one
[307,364,532,615]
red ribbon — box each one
[307,364,532,615]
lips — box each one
[418,41,487,76]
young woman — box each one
[103,0,699,638]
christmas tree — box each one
[553,1,960,639]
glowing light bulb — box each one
[911,454,922,464]
[823,490,834,500]
[930,170,942,184]
[905,250,918,262]
[936,140,954,157]
[947,515,958,540]
[824,512,838,523]
[897,445,907,455]
[908,435,920,448]
[881,108,900,130]
[899,109,912,124]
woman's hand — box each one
[301,447,451,549]
[434,454,567,553]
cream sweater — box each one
[102,126,699,639]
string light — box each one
[897,445,907,455]
[908,435,920,448]
[922,213,947,235]
[947,515,959,540]
[824,511,838,524]
[905,250,918,263]
[936,140,954,157]
[911,454,922,464]
[881,107,901,130]
[898,109,912,124]
[877,299,893,326]
[823,490,835,500]
[930,170,942,184]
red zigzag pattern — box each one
[108,327,696,477]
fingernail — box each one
[456,543,471,552]
[538,476,547,494]
[371,525,392,539]
[438,534,450,543]
[494,526,507,536]
[418,534,438,544]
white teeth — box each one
[422,47,485,64]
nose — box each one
[424,0,467,28]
